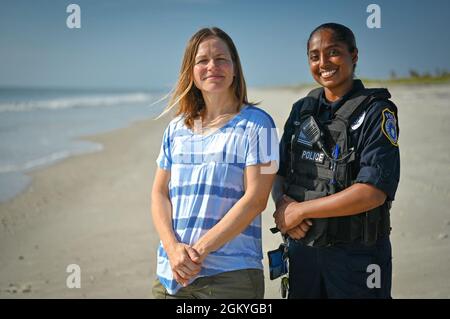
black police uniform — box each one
[277,79,400,298]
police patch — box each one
[381,108,398,146]
[300,150,325,164]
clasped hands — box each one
[166,194,313,287]
[273,194,312,239]
[165,242,206,287]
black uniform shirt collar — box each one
[318,79,365,118]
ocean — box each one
[0,87,166,202]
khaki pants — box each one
[152,269,264,299]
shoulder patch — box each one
[381,108,398,146]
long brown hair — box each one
[161,27,250,129]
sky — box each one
[1,0,449,90]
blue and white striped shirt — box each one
[155,105,279,294]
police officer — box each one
[272,23,400,298]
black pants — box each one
[288,236,392,299]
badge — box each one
[351,111,366,130]
[381,108,398,146]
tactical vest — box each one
[285,86,394,247]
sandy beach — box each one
[1,84,449,298]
